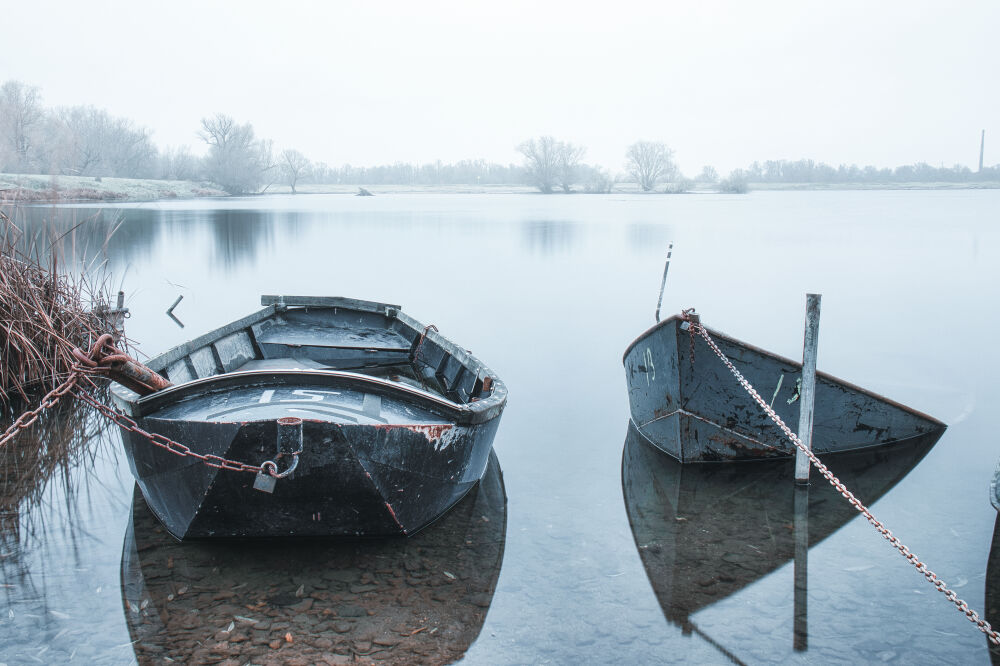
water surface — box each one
[2,190,999,664]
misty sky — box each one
[2,1,996,174]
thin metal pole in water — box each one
[654,243,673,322]
[795,294,821,483]
[793,484,809,650]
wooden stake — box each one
[654,243,673,323]
[795,294,821,483]
[980,130,986,173]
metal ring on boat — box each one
[261,455,299,479]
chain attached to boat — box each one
[0,334,118,448]
[678,308,1000,646]
[1,335,279,477]
[413,323,439,363]
[0,372,81,447]
[73,389,267,474]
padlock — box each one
[253,471,277,493]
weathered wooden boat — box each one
[622,421,940,638]
[109,295,507,539]
[120,450,507,664]
[623,315,946,462]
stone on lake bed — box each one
[337,604,367,617]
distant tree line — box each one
[742,159,1000,184]
[1,79,996,196]
[309,160,527,186]
[0,80,159,179]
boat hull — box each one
[121,402,500,540]
[624,317,946,462]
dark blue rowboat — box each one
[623,315,945,462]
[110,295,506,539]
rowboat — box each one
[109,295,507,539]
[121,450,507,663]
[621,421,940,638]
[623,315,946,462]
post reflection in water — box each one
[121,451,506,665]
[621,421,941,661]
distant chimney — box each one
[980,130,985,173]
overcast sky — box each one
[2,1,996,174]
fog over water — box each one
[1,1,996,172]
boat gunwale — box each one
[623,314,946,429]
[126,368,504,424]
[110,296,507,423]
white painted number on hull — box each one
[258,389,343,404]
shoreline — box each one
[2,173,998,205]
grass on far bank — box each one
[3,173,998,204]
[0,173,226,204]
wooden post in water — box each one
[795,294,821,483]
[654,242,673,322]
[980,130,986,173]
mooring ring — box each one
[261,455,299,479]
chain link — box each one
[73,388,265,474]
[0,371,82,447]
[0,333,267,475]
[682,312,1000,646]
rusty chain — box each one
[413,323,439,364]
[0,334,115,447]
[1,335,266,475]
[73,388,264,474]
[0,371,82,447]
[680,310,1000,646]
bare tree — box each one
[158,146,201,181]
[518,136,587,193]
[719,169,749,194]
[696,165,719,183]
[199,113,274,194]
[52,106,157,177]
[518,136,560,193]
[581,165,615,193]
[280,149,311,193]
[556,142,586,193]
[625,141,677,191]
[0,80,44,171]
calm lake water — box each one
[2,189,999,664]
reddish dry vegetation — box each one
[1,209,120,534]
[0,210,119,403]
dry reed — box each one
[0,206,125,551]
[0,208,121,404]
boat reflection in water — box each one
[621,421,940,655]
[121,451,506,665]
